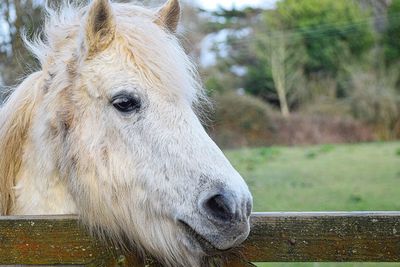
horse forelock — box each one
[24,1,207,109]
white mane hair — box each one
[0,1,252,266]
[25,1,206,107]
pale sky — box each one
[197,0,278,10]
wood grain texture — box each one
[240,212,400,262]
[0,212,399,266]
[0,215,144,266]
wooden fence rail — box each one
[0,212,399,266]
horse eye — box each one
[111,95,141,113]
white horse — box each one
[0,0,252,266]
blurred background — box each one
[0,1,399,266]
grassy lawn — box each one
[225,141,400,267]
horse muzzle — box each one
[178,188,252,254]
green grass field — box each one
[225,142,400,267]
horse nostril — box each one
[204,193,235,222]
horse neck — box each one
[0,72,77,215]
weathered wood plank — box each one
[0,212,399,266]
[240,212,400,262]
[0,215,144,266]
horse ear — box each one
[155,0,181,33]
[84,0,115,58]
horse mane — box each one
[0,72,43,215]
